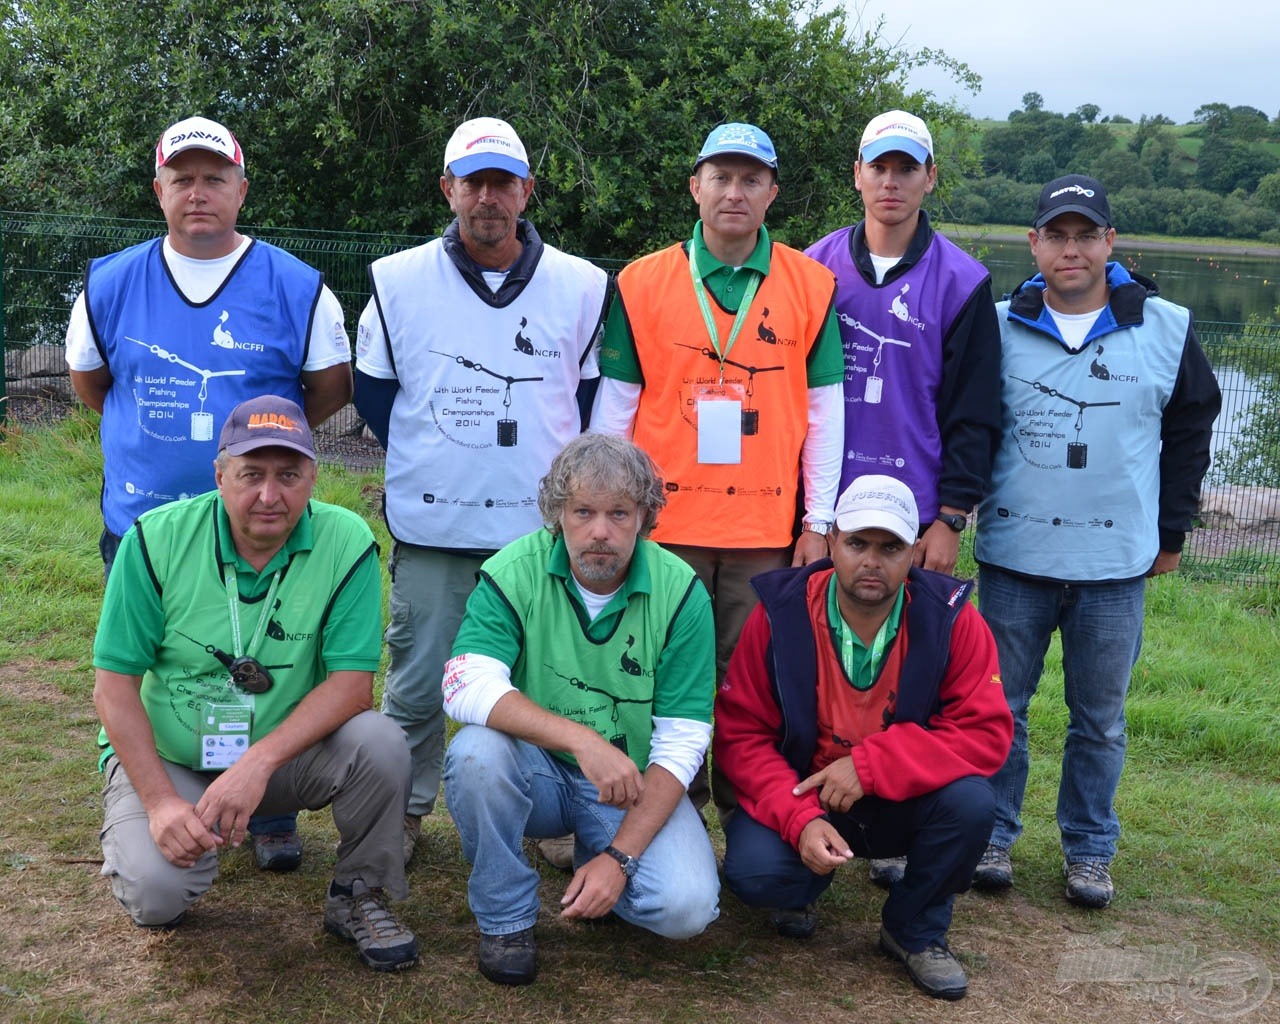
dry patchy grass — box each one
[2,660,1276,1024]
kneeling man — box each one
[714,475,1011,1000]
[442,433,720,986]
[92,396,417,971]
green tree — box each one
[0,0,979,259]
[1075,103,1101,123]
[1195,138,1280,195]
[1256,172,1280,213]
[1020,91,1044,113]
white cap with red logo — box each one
[155,116,244,173]
[443,117,529,179]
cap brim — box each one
[222,438,316,460]
[833,509,917,546]
[859,138,931,164]
[447,153,529,178]
[159,141,241,168]
[1035,205,1110,229]
[694,147,778,170]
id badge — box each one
[196,701,253,770]
[695,384,744,464]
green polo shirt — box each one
[599,221,845,386]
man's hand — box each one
[148,794,222,868]
[914,518,961,575]
[560,852,629,921]
[793,757,864,814]
[1148,550,1182,577]
[193,755,272,848]
[797,818,854,875]
[576,736,645,808]
[792,529,828,567]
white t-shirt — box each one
[1045,305,1105,351]
[65,236,349,372]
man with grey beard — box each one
[439,433,719,986]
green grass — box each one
[3,416,1279,1023]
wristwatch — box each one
[803,520,833,536]
[602,844,638,878]
[936,512,968,533]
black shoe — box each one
[868,856,907,889]
[879,926,968,1001]
[250,830,302,873]
[768,903,817,939]
[479,927,537,985]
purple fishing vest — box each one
[806,228,988,523]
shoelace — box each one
[1070,862,1111,882]
[353,889,409,942]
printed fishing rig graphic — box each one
[431,349,544,447]
[1011,375,1121,469]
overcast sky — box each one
[845,0,1277,125]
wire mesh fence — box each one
[3,211,1278,583]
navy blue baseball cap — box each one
[1034,174,1112,228]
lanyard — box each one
[688,244,761,384]
[223,563,282,660]
[829,575,894,687]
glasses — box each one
[1036,229,1110,250]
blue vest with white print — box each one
[976,265,1187,581]
[85,238,321,535]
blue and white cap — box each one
[694,123,778,172]
[443,117,530,178]
[859,110,933,164]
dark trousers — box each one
[723,775,994,950]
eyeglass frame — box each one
[1034,227,1113,250]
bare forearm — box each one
[93,669,180,811]
[240,669,372,775]
[608,764,686,858]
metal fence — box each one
[3,211,1278,584]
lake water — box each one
[961,239,1280,326]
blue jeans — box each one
[723,777,994,951]
[443,725,720,939]
[977,565,1145,863]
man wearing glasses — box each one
[972,175,1220,908]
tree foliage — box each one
[0,0,980,259]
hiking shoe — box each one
[478,927,537,985]
[536,834,575,872]
[1065,860,1114,908]
[972,845,1013,892]
[402,814,422,866]
[324,879,419,972]
[868,855,907,889]
[250,830,302,873]
[768,903,818,939]
[878,926,968,1001]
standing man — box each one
[805,108,1002,888]
[92,396,417,972]
[65,115,353,872]
[354,116,609,864]
[714,475,1011,1001]
[441,434,719,985]
[592,122,845,691]
[973,175,1221,908]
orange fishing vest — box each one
[617,242,835,548]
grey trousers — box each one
[100,710,411,927]
[381,544,486,817]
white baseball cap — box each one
[834,475,919,545]
[443,117,529,178]
[156,116,244,173]
[859,110,933,164]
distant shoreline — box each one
[942,227,1280,258]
